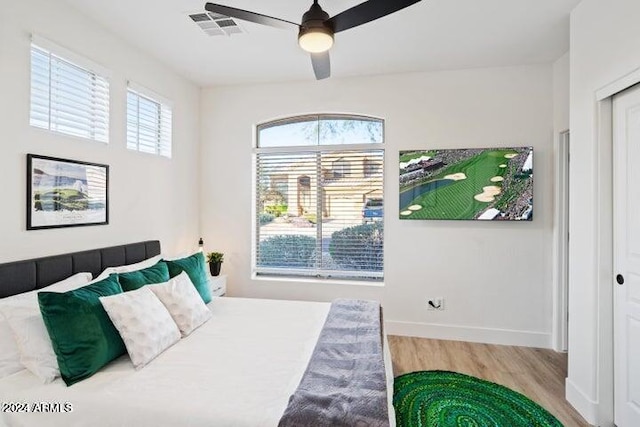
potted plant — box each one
[206,252,224,276]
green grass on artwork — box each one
[400,149,515,220]
[34,188,89,211]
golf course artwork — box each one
[27,154,109,230]
[399,147,533,221]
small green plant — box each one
[265,204,288,217]
[303,213,317,224]
[206,252,224,264]
[259,212,275,225]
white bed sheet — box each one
[0,297,395,427]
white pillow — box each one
[0,272,93,382]
[162,249,202,261]
[148,272,212,337]
[0,315,22,378]
[99,287,180,369]
[94,255,163,282]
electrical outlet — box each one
[427,297,444,311]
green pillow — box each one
[165,252,212,304]
[117,261,170,291]
[38,275,126,386]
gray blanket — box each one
[278,299,390,427]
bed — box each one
[0,241,395,427]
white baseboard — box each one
[385,320,552,348]
[565,378,598,426]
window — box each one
[126,84,172,158]
[255,114,384,281]
[30,37,110,142]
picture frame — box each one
[399,147,533,221]
[27,154,109,230]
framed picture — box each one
[399,147,533,221]
[27,154,109,230]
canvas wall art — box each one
[27,154,109,230]
[399,147,533,221]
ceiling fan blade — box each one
[311,52,330,80]
[205,3,299,30]
[327,0,422,33]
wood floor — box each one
[388,336,590,427]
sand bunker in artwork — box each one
[474,185,502,202]
[490,176,504,182]
[444,173,467,181]
[400,210,413,216]
[504,153,518,159]
[499,164,507,168]
[408,205,423,211]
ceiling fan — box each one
[204,0,423,80]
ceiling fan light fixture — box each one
[298,27,334,53]
[205,0,424,79]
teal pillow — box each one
[165,252,212,304]
[117,261,170,291]
[38,275,126,386]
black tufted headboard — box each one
[0,240,161,298]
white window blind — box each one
[254,115,384,281]
[30,40,110,142]
[126,85,172,158]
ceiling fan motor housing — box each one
[298,1,334,52]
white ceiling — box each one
[61,0,581,86]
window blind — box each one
[254,115,384,281]
[30,43,110,142]
[126,86,172,158]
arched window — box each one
[254,114,384,281]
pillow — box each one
[164,252,212,304]
[117,261,170,292]
[0,315,22,379]
[100,287,180,369]
[162,250,199,261]
[148,272,212,336]
[0,272,93,382]
[38,275,126,386]
[94,255,163,282]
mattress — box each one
[0,297,395,427]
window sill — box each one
[251,274,385,288]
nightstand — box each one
[209,274,227,297]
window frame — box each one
[29,35,111,143]
[126,82,173,158]
[252,114,385,284]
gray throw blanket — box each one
[278,299,390,427]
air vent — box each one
[189,12,245,37]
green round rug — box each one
[393,370,563,427]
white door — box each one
[613,85,640,427]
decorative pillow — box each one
[148,272,212,337]
[164,252,212,304]
[0,272,93,382]
[117,261,170,292]
[94,255,163,282]
[99,287,180,369]
[38,275,126,386]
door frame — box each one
[589,69,640,426]
[552,130,570,352]
[611,84,640,427]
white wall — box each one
[201,65,555,348]
[567,0,640,425]
[0,0,200,262]
[553,53,570,134]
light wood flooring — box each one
[388,336,590,427]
